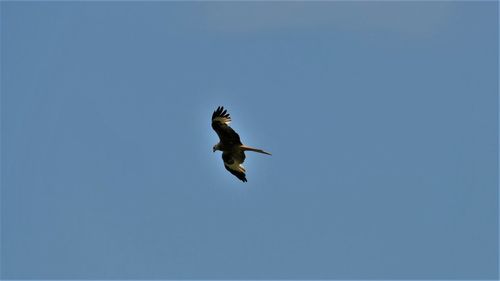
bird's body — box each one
[211,106,271,182]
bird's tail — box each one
[241,145,272,155]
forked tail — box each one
[241,145,272,155]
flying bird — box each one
[211,106,271,182]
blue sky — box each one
[1,1,498,279]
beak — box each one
[213,148,216,153]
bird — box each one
[211,106,271,182]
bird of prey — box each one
[212,106,271,182]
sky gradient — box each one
[1,2,498,279]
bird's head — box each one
[213,143,220,153]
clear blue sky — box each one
[1,2,498,279]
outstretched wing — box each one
[212,106,242,145]
[222,150,247,182]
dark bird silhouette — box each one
[211,106,271,182]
